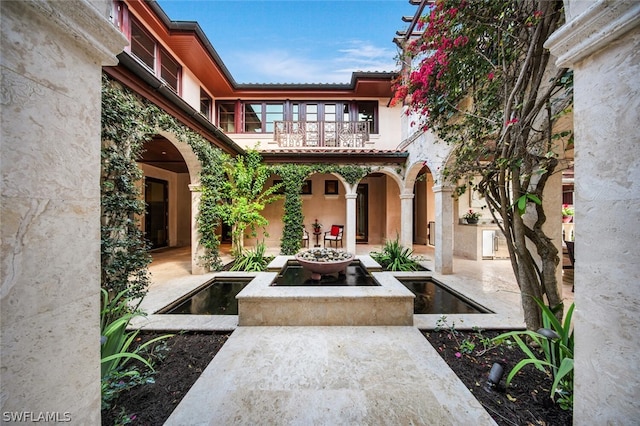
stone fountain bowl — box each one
[295,249,355,281]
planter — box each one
[295,250,354,281]
[466,218,479,224]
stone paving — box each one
[135,244,575,424]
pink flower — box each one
[487,72,495,81]
[455,352,462,358]
[506,118,519,126]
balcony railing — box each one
[274,121,369,148]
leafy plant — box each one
[100,289,172,409]
[102,76,228,273]
[230,241,274,272]
[370,236,421,271]
[270,163,371,255]
[493,298,574,409]
[215,148,282,255]
[394,0,572,330]
[462,209,481,221]
[562,204,574,217]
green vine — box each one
[101,76,227,299]
[270,164,371,254]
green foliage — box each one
[270,163,371,254]
[102,76,227,275]
[101,79,153,300]
[493,298,574,409]
[230,241,274,272]
[100,289,172,409]
[370,236,421,271]
[100,289,171,409]
[215,148,282,255]
[395,0,571,330]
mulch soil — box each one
[102,329,571,426]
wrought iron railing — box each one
[273,121,369,148]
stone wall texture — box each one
[547,0,640,423]
[1,1,125,422]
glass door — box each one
[145,177,168,249]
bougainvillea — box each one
[395,0,572,330]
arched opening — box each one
[358,169,403,246]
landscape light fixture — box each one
[537,328,560,340]
[484,362,504,392]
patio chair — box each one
[324,225,344,248]
[302,227,309,247]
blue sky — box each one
[156,0,418,84]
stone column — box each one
[399,193,414,249]
[546,1,640,422]
[433,185,454,274]
[189,184,208,274]
[345,192,357,254]
[0,0,126,422]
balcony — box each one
[274,121,370,148]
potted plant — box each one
[463,209,481,224]
[562,204,574,223]
[311,219,322,234]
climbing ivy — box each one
[269,164,371,254]
[101,76,227,299]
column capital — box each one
[545,1,640,68]
[400,193,415,200]
[345,194,358,200]
[432,184,454,194]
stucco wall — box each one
[0,0,126,422]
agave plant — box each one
[230,241,273,272]
[370,236,421,271]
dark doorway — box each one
[145,177,168,249]
[356,184,368,243]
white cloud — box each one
[229,40,400,84]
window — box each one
[160,49,180,92]
[325,180,339,195]
[243,102,284,133]
[244,103,262,132]
[130,19,155,70]
[301,180,312,195]
[215,100,378,134]
[200,89,212,120]
[357,101,377,133]
[129,17,181,93]
[218,102,236,132]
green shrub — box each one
[230,241,273,272]
[370,236,421,271]
[100,289,172,409]
[493,298,574,409]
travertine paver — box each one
[165,326,497,425]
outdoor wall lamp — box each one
[484,362,504,392]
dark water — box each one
[273,264,378,286]
[164,280,250,315]
[399,279,491,314]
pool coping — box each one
[131,255,525,332]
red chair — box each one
[324,225,344,248]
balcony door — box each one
[356,184,368,243]
[145,177,168,249]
